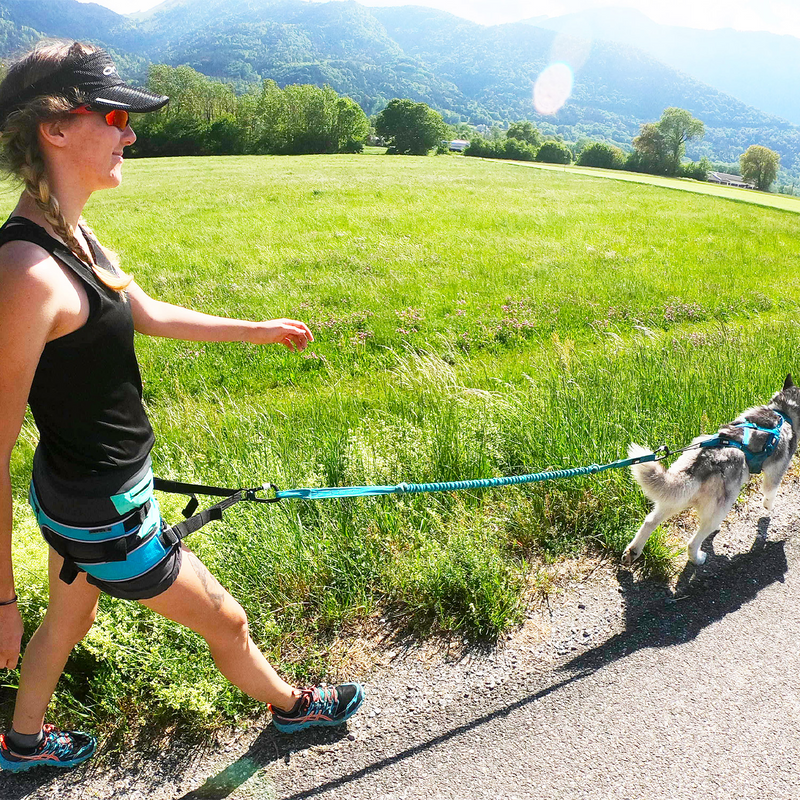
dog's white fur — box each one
[622,374,799,567]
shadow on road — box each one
[272,520,790,800]
[271,671,591,800]
[562,517,787,676]
[0,723,348,800]
[176,724,351,800]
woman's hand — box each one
[0,603,23,670]
[246,319,315,352]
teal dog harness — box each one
[700,410,790,474]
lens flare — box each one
[533,62,574,116]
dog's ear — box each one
[784,374,795,390]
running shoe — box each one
[269,683,365,733]
[0,724,97,772]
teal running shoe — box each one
[0,725,96,772]
[269,683,365,733]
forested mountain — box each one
[527,8,800,127]
[370,5,800,168]
[0,0,798,173]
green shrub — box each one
[464,135,501,159]
[464,135,536,162]
[577,142,626,169]
[502,138,537,161]
[535,141,572,165]
[682,157,712,181]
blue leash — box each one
[154,447,677,519]
[273,451,666,501]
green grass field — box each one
[3,153,800,737]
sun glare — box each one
[533,62,574,115]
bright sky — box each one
[79,0,800,38]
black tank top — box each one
[0,216,154,494]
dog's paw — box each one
[763,496,774,512]
[621,546,639,567]
[688,549,707,566]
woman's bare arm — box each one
[127,281,313,352]
[0,243,68,669]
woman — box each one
[0,40,363,772]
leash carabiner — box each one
[244,483,282,503]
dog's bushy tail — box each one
[627,443,697,505]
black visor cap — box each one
[0,49,169,129]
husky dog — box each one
[622,374,799,567]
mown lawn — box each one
[3,153,799,736]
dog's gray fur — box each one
[622,374,799,567]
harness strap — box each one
[707,411,790,474]
[59,560,80,586]
[153,479,279,543]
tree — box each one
[131,68,369,158]
[535,141,571,165]
[577,142,626,169]
[374,99,447,155]
[506,120,541,148]
[333,96,369,153]
[657,107,704,175]
[629,123,670,175]
[740,145,780,191]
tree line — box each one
[126,65,784,193]
[462,107,782,191]
[128,65,369,157]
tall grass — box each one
[3,154,799,734]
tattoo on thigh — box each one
[187,551,226,611]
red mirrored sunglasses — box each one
[69,105,130,130]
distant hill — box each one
[526,7,800,127]
[0,0,150,78]
[0,0,798,177]
[370,5,799,167]
[0,0,141,50]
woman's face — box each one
[56,110,137,192]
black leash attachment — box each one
[153,478,280,543]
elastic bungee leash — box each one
[153,443,682,542]
[154,411,790,543]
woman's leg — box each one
[12,549,100,735]
[140,546,298,711]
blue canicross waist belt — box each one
[28,477,179,585]
[700,410,790,473]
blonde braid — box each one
[19,149,131,291]
[78,216,126,280]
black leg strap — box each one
[58,560,81,585]
[153,479,281,543]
